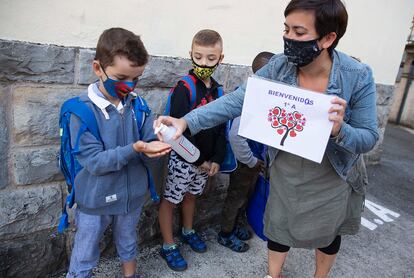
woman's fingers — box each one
[329,97,347,137]
[153,116,188,140]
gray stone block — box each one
[0,229,66,278]
[0,84,10,189]
[12,85,85,146]
[376,84,395,106]
[365,84,395,165]
[137,87,170,116]
[139,56,192,88]
[78,48,97,85]
[0,39,75,84]
[212,64,230,89]
[0,184,62,239]
[225,64,252,92]
[12,146,63,185]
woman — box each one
[155,0,378,277]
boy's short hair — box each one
[252,51,274,73]
[192,29,223,49]
[284,0,348,53]
[95,27,149,68]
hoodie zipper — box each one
[119,108,130,214]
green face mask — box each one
[192,59,219,80]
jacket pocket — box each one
[345,155,368,195]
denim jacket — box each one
[184,50,379,183]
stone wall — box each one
[0,39,394,277]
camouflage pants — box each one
[220,162,261,233]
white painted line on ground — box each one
[361,199,400,231]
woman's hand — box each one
[209,162,220,176]
[329,97,347,137]
[153,116,188,141]
[133,140,171,157]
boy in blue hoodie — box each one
[217,52,274,252]
[66,28,171,278]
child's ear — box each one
[219,53,224,63]
[92,60,104,79]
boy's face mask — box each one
[100,65,138,99]
[191,59,219,80]
[283,37,322,67]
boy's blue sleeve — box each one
[138,112,163,165]
[70,114,139,176]
[229,117,258,168]
[139,112,157,143]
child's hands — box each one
[133,140,171,157]
[253,159,265,173]
[209,162,220,176]
[199,161,211,173]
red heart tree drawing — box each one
[267,106,306,146]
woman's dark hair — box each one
[284,0,348,52]
[95,27,148,69]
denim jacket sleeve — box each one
[229,116,258,168]
[184,86,245,135]
[332,65,379,154]
[183,60,277,135]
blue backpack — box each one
[57,95,159,233]
[164,75,237,173]
[246,143,268,240]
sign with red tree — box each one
[267,106,306,146]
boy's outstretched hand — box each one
[153,116,188,141]
[133,140,171,157]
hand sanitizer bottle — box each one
[154,123,200,163]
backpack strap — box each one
[58,97,100,233]
[60,97,101,141]
[133,95,151,130]
[217,86,224,98]
[180,75,197,109]
[132,95,160,203]
[164,74,198,115]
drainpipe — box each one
[396,62,414,125]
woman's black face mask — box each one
[283,37,322,67]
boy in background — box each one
[158,29,226,271]
[217,52,275,252]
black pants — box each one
[267,236,341,255]
[220,162,260,233]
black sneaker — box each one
[234,225,252,241]
[217,232,249,252]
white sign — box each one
[239,76,334,163]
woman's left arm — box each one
[330,66,379,154]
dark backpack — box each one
[164,75,237,173]
[57,95,159,233]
